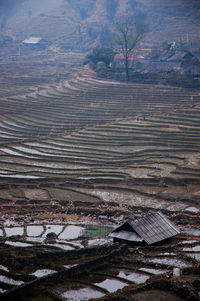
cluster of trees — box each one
[84,47,115,75]
[86,12,147,81]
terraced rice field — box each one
[0,74,200,299]
[0,224,200,300]
[0,75,199,225]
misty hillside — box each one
[4,0,200,52]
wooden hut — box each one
[109,211,180,245]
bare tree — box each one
[115,14,146,81]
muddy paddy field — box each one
[0,69,200,300]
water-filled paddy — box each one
[95,278,128,292]
[61,287,104,300]
[147,257,192,268]
[183,245,200,252]
[118,270,149,284]
[139,267,167,275]
[187,253,200,261]
[5,241,32,247]
[0,265,9,272]
[59,226,84,240]
[27,225,44,237]
[31,269,56,278]
[4,227,24,237]
[42,225,64,237]
[0,275,24,286]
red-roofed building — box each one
[114,53,139,60]
[112,53,143,70]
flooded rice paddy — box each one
[0,77,200,300]
[31,269,56,278]
[61,287,105,300]
[94,278,128,293]
[146,257,193,268]
[0,275,24,286]
[0,217,199,301]
[118,270,150,284]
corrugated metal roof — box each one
[23,37,42,44]
[110,211,180,245]
[128,59,181,72]
[109,230,143,242]
[129,211,180,245]
[167,51,190,62]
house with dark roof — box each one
[112,49,200,76]
[109,211,180,245]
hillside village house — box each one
[109,211,180,246]
[112,51,200,76]
[22,37,48,49]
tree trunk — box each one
[125,56,129,81]
[124,37,129,82]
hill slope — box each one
[5,0,200,51]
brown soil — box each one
[130,290,183,301]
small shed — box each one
[109,211,180,245]
[23,37,43,46]
[22,37,48,49]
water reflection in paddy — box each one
[187,253,200,261]
[31,269,56,278]
[43,225,63,237]
[0,275,24,285]
[5,241,32,247]
[47,243,74,251]
[95,278,128,293]
[183,245,200,252]
[27,225,44,237]
[147,257,192,268]
[63,264,78,269]
[4,227,24,237]
[118,270,149,284]
[59,226,84,240]
[186,227,200,236]
[0,265,9,272]
[139,267,167,275]
[61,287,104,301]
